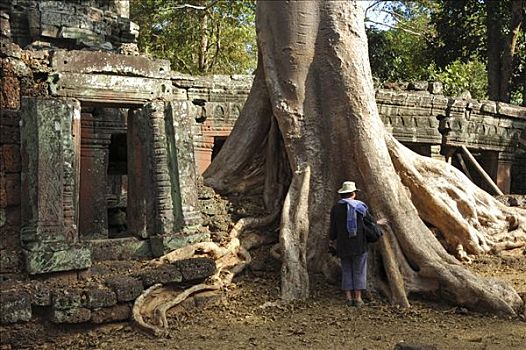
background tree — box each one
[130,0,257,74]
[365,0,436,82]
[366,0,525,104]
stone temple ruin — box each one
[1,0,525,326]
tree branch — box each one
[171,0,220,11]
[172,4,206,10]
[365,19,425,38]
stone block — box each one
[1,76,20,110]
[24,247,91,275]
[91,303,131,324]
[84,286,117,308]
[0,11,11,38]
[0,173,20,207]
[496,102,526,118]
[0,249,23,274]
[198,186,216,200]
[30,282,52,306]
[52,287,85,310]
[0,223,19,251]
[105,276,143,302]
[89,237,152,261]
[427,81,443,95]
[408,81,428,91]
[0,289,32,324]
[0,110,20,126]
[59,27,99,41]
[40,25,59,38]
[49,72,172,106]
[3,205,20,227]
[150,232,209,257]
[51,50,170,79]
[51,307,91,324]
[0,144,21,173]
[199,199,220,215]
[136,264,182,287]
[1,57,31,78]
[172,257,216,282]
[40,11,63,26]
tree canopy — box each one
[366,0,525,104]
[130,0,257,75]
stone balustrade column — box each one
[496,152,513,194]
[430,145,445,162]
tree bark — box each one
[205,0,526,316]
[198,7,209,73]
[486,0,502,101]
[499,0,525,102]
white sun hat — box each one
[337,181,359,194]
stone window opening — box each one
[107,133,128,238]
[212,136,227,161]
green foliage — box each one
[428,59,488,99]
[429,0,488,68]
[130,0,256,75]
[367,0,525,104]
[366,0,436,82]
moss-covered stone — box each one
[24,247,91,275]
[149,231,209,257]
[51,307,91,324]
[0,289,31,324]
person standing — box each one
[329,181,383,307]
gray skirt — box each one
[341,252,368,290]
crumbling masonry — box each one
[1,0,525,327]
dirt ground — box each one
[3,248,525,350]
[3,193,526,350]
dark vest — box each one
[329,202,369,257]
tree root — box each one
[132,210,280,336]
[378,135,525,315]
[386,135,526,258]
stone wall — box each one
[0,40,44,278]
[171,74,253,174]
[0,4,204,278]
[181,77,526,194]
[0,257,215,326]
[2,0,135,51]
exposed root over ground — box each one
[132,206,280,336]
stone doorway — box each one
[79,108,131,240]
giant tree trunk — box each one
[205,1,526,315]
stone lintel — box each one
[51,50,170,79]
[49,73,172,106]
[496,102,526,119]
[24,247,91,275]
